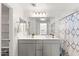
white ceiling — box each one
[20,3,79,19]
[7,3,79,20]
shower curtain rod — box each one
[59,11,79,21]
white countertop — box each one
[16,35,62,40]
[17,37,61,40]
[18,37,59,40]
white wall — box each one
[5,3,24,56]
[13,6,24,56]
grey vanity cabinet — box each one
[18,40,61,56]
[43,40,60,56]
[18,40,36,56]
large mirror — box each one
[28,17,55,35]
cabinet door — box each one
[43,40,60,56]
[36,43,42,56]
[18,43,35,56]
[36,40,42,56]
[43,43,60,56]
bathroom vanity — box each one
[18,38,62,56]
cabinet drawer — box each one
[18,40,36,44]
[43,40,61,44]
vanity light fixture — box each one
[34,11,46,15]
[31,3,47,17]
[33,11,46,17]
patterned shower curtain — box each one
[59,11,79,56]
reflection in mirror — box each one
[40,23,47,35]
[28,17,55,35]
